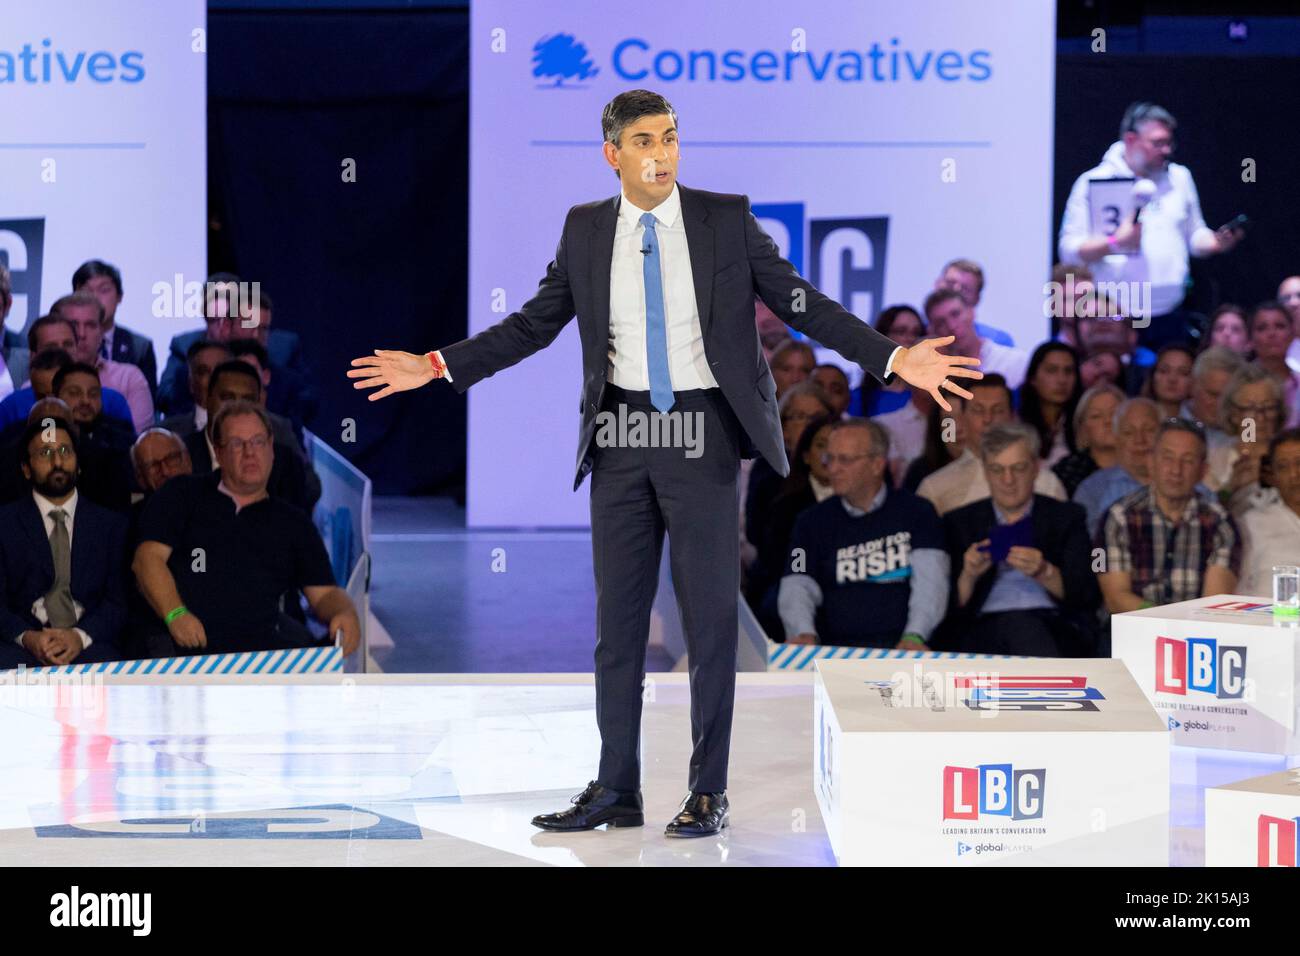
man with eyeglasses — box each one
[779,419,947,649]
[1099,418,1240,615]
[183,360,316,514]
[0,417,127,668]
[132,400,360,658]
[1059,101,1243,352]
[938,422,1098,656]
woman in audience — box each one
[901,401,965,493]
[1052,383,1125,497]
[853,305,925,417]
[745,382,833,550]
[1142,343,1195,419]
[1019,342,1082,467]
[1204,303,1250,357]
[1247,301,1300,428]
[746,415,837,638]
[1208,364,1284,509]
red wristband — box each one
[426,350,446,378]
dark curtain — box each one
[208,8,468,495]
[1054,54,1300,318]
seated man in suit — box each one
[0,317,135,434]
[184,360,318,513]
[0,417,128,668]
[132,400,358,657]
[72,259,158,396]
[54,363,134,511]
[0,263,25,395]
[160,339,232,439]
[939,421,1100,656]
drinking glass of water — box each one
[1274,566,1300,617]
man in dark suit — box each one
[0,417,128,668]
[73,259,158,395]
[349,89,981,836]
[939,421,1100,656]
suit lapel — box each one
[588,195,619,352]
[20,497,55,582]
[678,184,715,336]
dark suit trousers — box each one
[590,384,742,794]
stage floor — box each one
[0,673,1293,866]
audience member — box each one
[900,401,964,493]
[1207,365,1284,511]
[1247,301,1300,428]
[0,264,23,396]
[855,305,925,416]
[809,364,850,419]
[0,417,127,668]
[916,374,1066,515]
[53,364,134,511]
[934,258,1015,346]
[924,288,1029,389]
[1019,342,1082,466]
[72,259,158,393]
[938,422,1098,656]
[1053,383,1125,497]
[1204,304,1250,357]
[132,401,359,657]
[1237,428,1300,596]
[50,293,153,433]
[1276,275,1300,374]
[1142,343,1195,419]
[1073,397,1161,539]
[780,419,948,648]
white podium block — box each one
[813,657,1168,866]
[1205,767,1300,866]
[1111,596,1300,754]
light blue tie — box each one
[640,212,674,413]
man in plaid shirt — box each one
[1099,418,1240,612]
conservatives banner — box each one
[469,0,1055,525]
[0,0,206,375]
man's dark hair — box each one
[957,372,1011,409]
[1120,101,1177,137]
[1155,416,1207,453]
[922,287,964,318]
[208,358,263,399]
[1248,300,1290,334]
[1268,427,1300,461]
[229,337,271,369]
[27,314,76,354]
[30,348,73,373]
[22,415,80,462]
[186,337,231,364]
[52,362,101,395]
[601,89,677,174]
[72,259,123,296]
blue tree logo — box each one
[533,33,599,88]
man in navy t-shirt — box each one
[780,418,949,648]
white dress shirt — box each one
[13,489,92,650]
[608,184,718,391]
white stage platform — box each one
[0,673,1293,867]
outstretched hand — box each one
[890,336,983,412]
[348,350,439,401]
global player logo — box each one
[1155,636,1247,699]
[956,674,1105,712]
[1257,814,1299,867]
[942,763,1046,821]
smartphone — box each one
[1218,213,1250,233]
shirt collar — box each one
[992,496,1033,525]
[839,482,887,518]
[619,182,681,229]
[33,488,78,522]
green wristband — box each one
[900,633,927,647]
[165,605,188,625]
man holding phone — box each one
[939,422,1099,656]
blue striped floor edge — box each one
[767,642,1017,670]
[1,645,343,677]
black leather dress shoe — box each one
[664,791,729,837]
[531,781,644,831]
